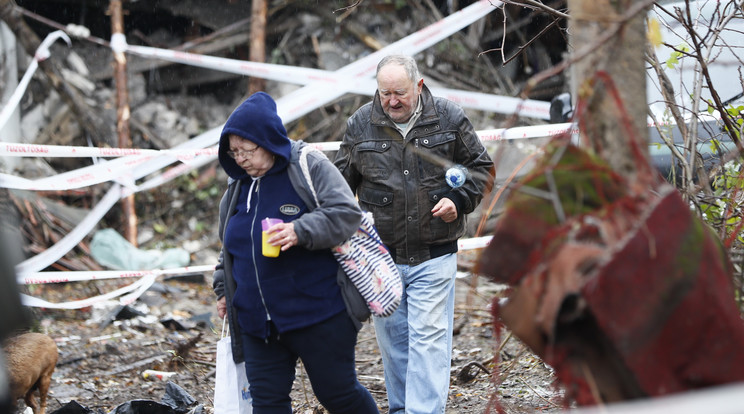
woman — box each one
[212,92,378,414]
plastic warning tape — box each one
[458,235,492,251]
[478,123,576,141]
[13,150,220,278]
[123,41,550,119]
[14,184,124,278]
[20,273,157,309]
[12,128,223,278]
[0,30,70,131]
[1,0,507,193]
[15,1,506,307]
[119,0,503,95]
[0,145,220,191]
[0,143,217,159]
[19,264,215,285]
[1,123,572,160]
[0,122,571,191]
[8,117,560,278]
[0,153,154,191]
[270,0,504,124]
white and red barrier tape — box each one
[6,0,698,310]
[0,31,70,129]
[6,8,743,414]
[0,0,548,309]
[0,123,574,192]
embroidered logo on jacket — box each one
[280,204,300,216]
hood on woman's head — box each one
[218,92,292,179]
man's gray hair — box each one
[376,55,421,82]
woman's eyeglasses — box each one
[227,146,260,159]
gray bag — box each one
[336,267,371,330]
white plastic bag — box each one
[214,318,252,413]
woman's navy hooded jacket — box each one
[212,92,363,361]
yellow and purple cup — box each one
[261,218,283,257]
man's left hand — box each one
[432,198,458,223]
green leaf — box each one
[666,44,689,69]
[154,223,167,234]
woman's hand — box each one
[266,222,298,251]
[217,296,227,319]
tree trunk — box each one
[567,0,651,183]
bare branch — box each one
[333,0,364,15]
[500,19,559,66]
[519,0,657,99]
[502,0,569,19]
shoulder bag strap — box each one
[299,146,321,208]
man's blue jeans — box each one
[374,253,457,414]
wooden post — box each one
[109,0,138,246]
[249,0,267,94]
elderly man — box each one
[334,54,494,414]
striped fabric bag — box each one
[300,146,402,317]
[331,211,402,316]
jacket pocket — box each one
[417,133,456,149]
[358,140,393,181]
[358,186,394,238]
[359,187,394,207]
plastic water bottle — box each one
[445,164,468,188]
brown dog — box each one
[3,332,58,414]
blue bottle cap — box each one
[445,165,467,188]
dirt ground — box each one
[16,266,563,414]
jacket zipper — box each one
[249,178,273,339]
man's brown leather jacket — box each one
[335,85,494,266]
